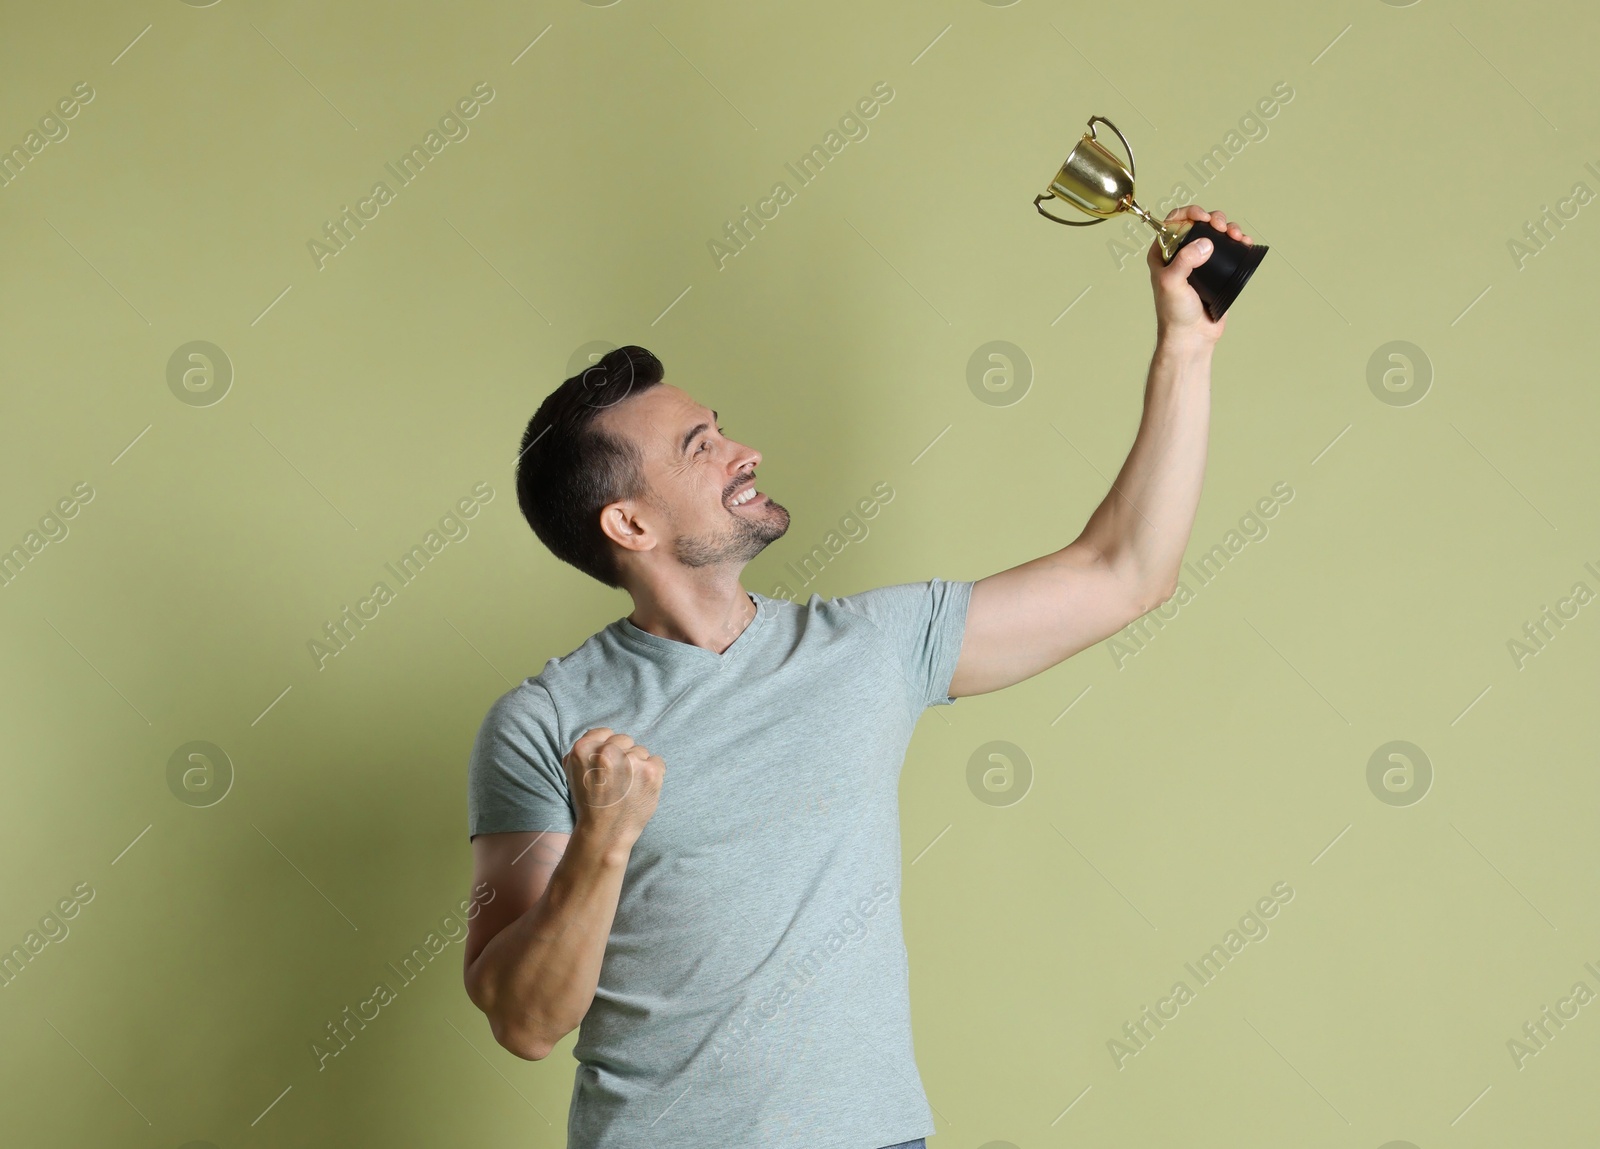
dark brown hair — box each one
[514,345,665,588]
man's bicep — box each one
[948,540,1149,697]
[464,830,570,970]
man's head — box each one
[515,345,790,592]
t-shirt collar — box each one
[612,591,769,664]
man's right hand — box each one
[562,728,665,852]
[1147,204,1253,347]
[465,727,663,1059]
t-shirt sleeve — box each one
[466,679,576,839]
[831,578,974,714]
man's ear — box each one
[598,500,656,554]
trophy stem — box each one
[1126,200,1187,261]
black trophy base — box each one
[1168,220,1267,322]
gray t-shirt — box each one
[467,578,973,1149]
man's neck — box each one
[624,574,756,655]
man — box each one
[464,204,1253,1148]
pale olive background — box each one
[2,0,1596,1146]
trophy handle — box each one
[1033,193,1105,226]
[1086,115,1135,182]
[1033,113,1137,226]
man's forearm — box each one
[467,828,629,1059]
[1077,332,1214,607]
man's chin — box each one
[752,500,790,542]
[735,503,790,561]
[674,502,791,568]
[727,497,789,533]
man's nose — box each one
[730,441,761,471]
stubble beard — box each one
[673,497,792,568]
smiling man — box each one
[464,205,1253,1149]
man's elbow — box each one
[480,998,558,1061]
[1129,575,1178,620]
[1093,546,1176,620]
[494,1018,554,1061]
[465,966,557,1061]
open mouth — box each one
[725,483,766,511]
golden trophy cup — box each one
[1034,115,1268,321]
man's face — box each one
[597,383,790,571]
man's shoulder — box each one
[476,620,622,724]
[804,577,970,629]
[475,675,558,746]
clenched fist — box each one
[562,728,666,852]
[1148,204,1253,345]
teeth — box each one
[728,486,757,507]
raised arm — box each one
[463,729,664,1060]
[947,205,1253,698]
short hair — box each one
[515,345,665,588]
